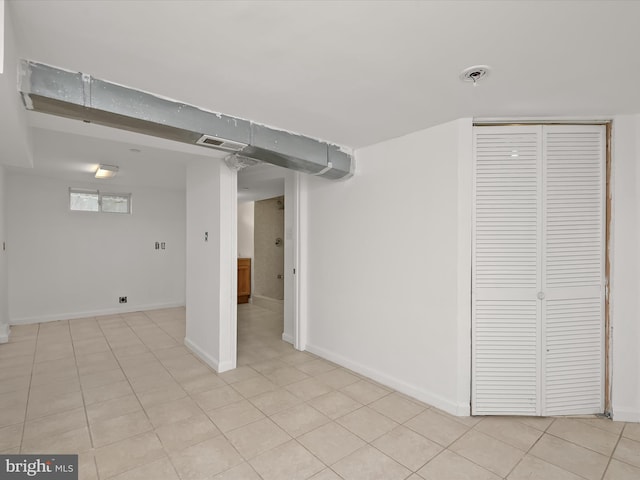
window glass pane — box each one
[70,190,99,212]
[102,194,130,214]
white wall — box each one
[301,115,639,421]
[0,2,32,169]
[283,171,298,345]
[253,196,285,300]
[0,166,9,342]
[185,158,236,372]
[1,0,4,74]
[237,201,254,260]
[302,118,472,415]
[7,173,185,323]
[610,115,640,422]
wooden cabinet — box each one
[237,258,251,304]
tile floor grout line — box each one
[134,310,254,478]
[93,313,173,479]
[103,311,201,480]
[68,317,96,452]
[10,306,631,480]
[542,429,618,458]
[599,426,624,480]
[17,322,40,454]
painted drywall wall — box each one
[303,118,472,415]
[0,166,9,342]
[283,171,298,344]
[254,196,285,300]
[1,0,4,74]
[6,173,185,323]
[610,114,640,422]
[185,158,236,373]
[0,2,32,169]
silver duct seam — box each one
[18,60,353,180]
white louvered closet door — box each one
[472,125,605,416]
[542,126,605,415]
[472,126,542,416]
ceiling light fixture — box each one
[95,164,119,179]
[460,65,491,86]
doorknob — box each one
[537,292,545,300]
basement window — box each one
[70,189,132,214]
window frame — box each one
[69,188,132,214]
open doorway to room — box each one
[235,163,299,366]
[252,195,285,313]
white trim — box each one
[612,407,640,423]
[220,166,237,371]
[9,302,185,325]
[296,174,308,351]
[282,332,294,344]
[456,118,473,416]
[473,116,614,125]
[305,342,467,416]
[0,324,9,344]
[291,172,302,350]
[185,337,220,371]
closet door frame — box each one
[471,122,612,417]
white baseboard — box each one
[184,337,220,371]
[9,302,185,325]
[305,342,467,417]
[612,406,640,423]
[0,323,9,344]
[282,332,294,344]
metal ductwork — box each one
[18,60,353,180]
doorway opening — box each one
[235,164,302,366]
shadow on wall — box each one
[254,196,284,302]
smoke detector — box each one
[460,65,491,86]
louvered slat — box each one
[472,127,541,415]
[474,131,539,288]
[544,298,603,415]
[474,300,538,415]
[544,129,604,288]
[542,126,605,416]
[473,125,604,417]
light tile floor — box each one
[1,304,639,480]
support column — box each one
[185,158,237,372]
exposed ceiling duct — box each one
[17,60,353,180]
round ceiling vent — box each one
[459,65,491,85]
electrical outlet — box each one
[119,296,127,304]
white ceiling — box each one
[3,0,640,188]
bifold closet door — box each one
[472,125,605,416]
[541,125,605,415]
[472,126,542,415]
